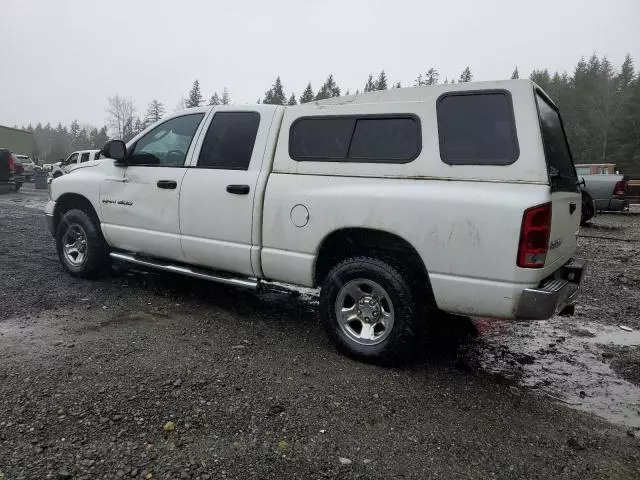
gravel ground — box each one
[0,189,639,479]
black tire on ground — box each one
[13,182,22,192]
[581,193,594,226]
[319,256,427,364]
[55,208,111,279]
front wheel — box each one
[319,257,425,364]
[55,209,111,279]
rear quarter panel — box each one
[262,175,552,317]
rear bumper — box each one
[608,197,629,211]
[516,259,586,320]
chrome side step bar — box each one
[109,252,259,290]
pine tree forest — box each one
[13,54,640,176]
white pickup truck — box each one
[46,80,586,363]
[47,150,102,178]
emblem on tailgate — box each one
[549,238,563,250]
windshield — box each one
[536,91,578,192]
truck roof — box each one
[312,79,540,107]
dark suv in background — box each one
[0,148,25,192]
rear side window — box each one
[437,91,519,165]
[536,93,577,192]
[80,152,90,162]
[290,117,354,160]
[290,116,420,163]
[197,112,260,170]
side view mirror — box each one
[102,140,127,163]
[577,177,586,188]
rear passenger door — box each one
[179,106,277,276]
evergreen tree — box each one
[374,70,388,90]
[315,74,340,100]
[300,83,314,103]
[424,68,439,85]
[364,74,376,92]
[459,66,473,83]
[287,93,298,105]
[263,76,287,105]
[393,82,401,89]
[530,69,551,89]
[511,67,520,79]
[414,73,423,86]
[221,87,231,105]
[186,80,203,108]
[144,99,165,126]
[209,93,221,106]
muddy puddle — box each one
[472,316,640,428]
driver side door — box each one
[100,112,207,262]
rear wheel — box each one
[55,209,111,278]
[13,182,22,192]
[581,193,594,226]
[319,256,426,364]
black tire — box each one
[13,182,22,192]
[319,256,426,364]
[581,193,594,226]
[55,208,111,279]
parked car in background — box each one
[0,148,24,191]
[576,165,629,224]
[14,154,35,181]
[47,80,586,363]
[50,150,101,178]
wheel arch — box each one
[53,193,101,233]
[581,188,595,207]
[313,227,434,298]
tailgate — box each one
[547,191,580,268]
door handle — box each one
[157,180,177,189]
[226,184,250,195]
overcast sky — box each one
[1,0,639,129]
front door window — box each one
[129,114,204,166]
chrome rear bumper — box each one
[516,259,586,320]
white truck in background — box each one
[46,149,102,178]
[46,80,585,363]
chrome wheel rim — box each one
[335,278,395,346]
[62,223,88,267]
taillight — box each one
[8,154,15,172]
[614,180,628,196]
[517,203,552,268]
